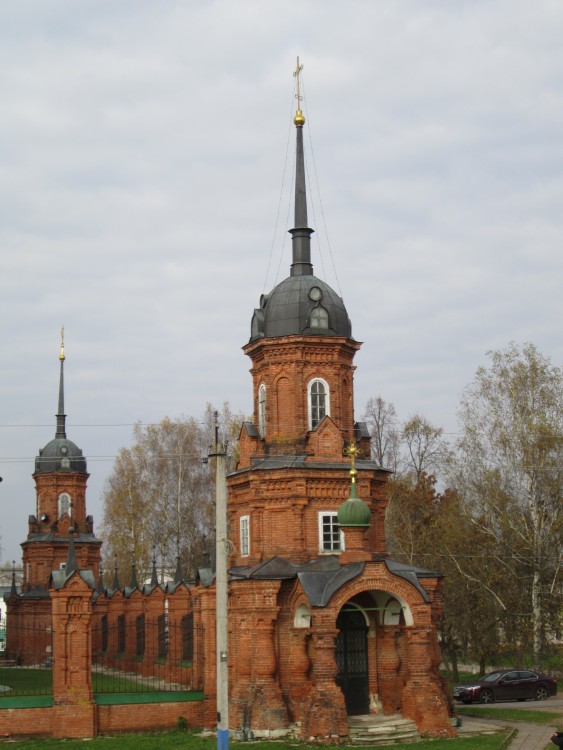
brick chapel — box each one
[5,67,454,741]
[221,78,454,739]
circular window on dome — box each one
[309,286,322,302]
[60,445,68,455]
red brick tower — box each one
[7,333,101,662]
[223,61,454,740]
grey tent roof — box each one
[35,344,87,474]
[250,275,352,342]
[35,437,87,474]
[249,101,353,344]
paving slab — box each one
[459,714,560,750]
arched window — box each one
[308,378,330,430]
[258,383,266,437]
[58,492,71,518]
[310,306,329,329]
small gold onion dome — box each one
[294,108,305,127]
[337,472,371,528]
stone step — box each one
[349,732,420,746]
[348,715,420,746]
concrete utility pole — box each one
[209,412,229,750]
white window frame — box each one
[240,515,250,557]
[318,511,343,553]
[308,378,330,430]
[310,306,329,329]
[258,383,266,438]
[58,492,71,518]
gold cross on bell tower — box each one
[345,441,360,483]
[293,56,305,128]
[59,325,65,361]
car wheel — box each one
[534,686,549,701]
[479,689,494,704]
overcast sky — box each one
[1,0,562,564]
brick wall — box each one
[96,701,203,734]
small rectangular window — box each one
[240,515,250,557]
[318,512,342,552]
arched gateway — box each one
[213,60,455,742]
[336,605,369,715]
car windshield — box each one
[482,672,503,682]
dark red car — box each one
[453,669,558,704]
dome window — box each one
[58,492,71,518]
[310,306,329,329]
[308,378,330,430]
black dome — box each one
[250,274,352,342]
[35,438,87,474]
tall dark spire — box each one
[55,327,67,439]
[112,557,121,591]
[290,57,314,278]
[129,555,139,590]
[174,539,183,584]
[96,565,106,595]
[150,547,159,587]
[10,560,17,597]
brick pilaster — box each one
[50,573,96,738]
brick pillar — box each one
[51,573,96,738]
[339,526,371,564]
[402,627,454,737]
[301,627,347,741]
[376,625,402,714]
[285,629,312,722]
[247,616,288,732]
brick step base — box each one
[348,715,420,746]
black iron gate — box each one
[335,607,369,715]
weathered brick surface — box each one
[0,708,53,738]
[96,701,203,734]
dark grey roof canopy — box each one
[250,274,352,342]
[35,437,87,474]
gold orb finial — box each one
[293,57,305,128]
[59,326,65,362]
[294,108,305,127]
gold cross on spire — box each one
[59,326,65,362]
[345,441,360,483]
[293,56,305,127]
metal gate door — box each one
[335,607,369,715]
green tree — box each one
[101,404,245,585]
[363,396,399,471]
[450,343,563,668]
[401,414,451,480]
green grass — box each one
[458,706,562,725]
[92,671,157,693]
[0,668,51,695]
[0,668,183,696]
[0,729,510,749]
